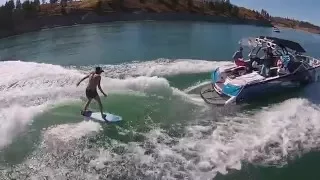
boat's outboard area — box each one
[200,84,230,105]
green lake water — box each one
[0,21,320,180]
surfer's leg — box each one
[83,98,92,111]
[94,96,104,117]
[82,89,94,114]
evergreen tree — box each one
[187,0,193,10]
[16,0,22,9]
[50,0,58,4]
[5,0,15,11]
[231,5,239,16]
[171,0,179,9]
[95,0,103,14]
[111,0,124,10]
[60,0,67,15]
[34,0,40,6]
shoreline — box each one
[0,12,273,39]
[273,23,320,35]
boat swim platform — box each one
[200,83,229,106]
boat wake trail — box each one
[0,61,82,149]
[77,58,233,78]
[3,59,319,180]
[3,98,320,179]
[0,59,224,150]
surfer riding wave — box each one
[76,66,107,118]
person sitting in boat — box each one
[232,47,246,66]
[252,60,260,71]
[276,58,289,75]
[260,47,273,77]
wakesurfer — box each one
[76,66,107,118]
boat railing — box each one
[297,55,320,66]
[301,55,319,60]
[254,37,277,50]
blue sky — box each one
[232,0,319,26]
[0,0,318,26]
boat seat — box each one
[268,67,279,77]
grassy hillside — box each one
[31,0,266,20]
[271,16,320,34]
[38,0,320,34]
[35,0,269,20]
[0,0,319,36]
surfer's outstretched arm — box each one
[76,73,91,86]
[97,76,107,96]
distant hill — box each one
[271,16,320,34]
[0,0,319,38]
[37,0,268,21]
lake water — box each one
[0,21,320,180]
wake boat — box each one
[200,36,320,105]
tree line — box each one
[137,0,240,16]
[0,0,74,31]
[0,0,41,30]
[203,0,240,17]
[260,9,271,20]
[0,0,270,32]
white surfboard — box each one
[81,110,122,123]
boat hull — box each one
[236,67,320,104]
[201,66,320,105]
[236,75,302,104]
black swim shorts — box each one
[85,88,98,99]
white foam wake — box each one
[80,98,320,179]
[77,58,233,78]
[42,121,102,155]
[4,98,320,179]
[0,59,211,149]
[150,98,320,179]
[0,104,43,149]
[0,61,85,149]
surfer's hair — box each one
[95,67,104,74]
